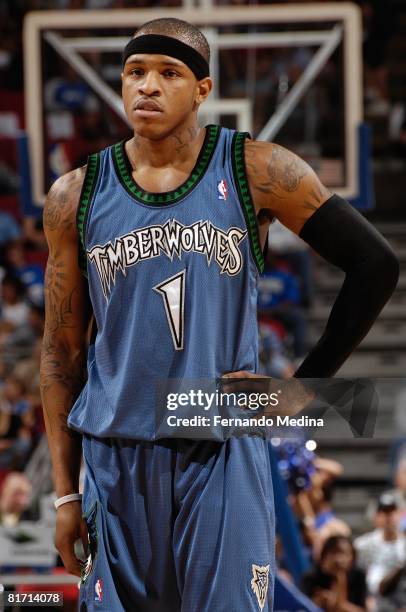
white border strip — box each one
[24,5,364,27]
[201,99,252,132]
[63,31,334,52]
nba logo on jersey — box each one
[217,179,228,200]
[94,578,103,602]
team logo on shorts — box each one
[251,564,270,610]
[217,179,228,200]
[94,578,103,602]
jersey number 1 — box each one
[153,270,185,351]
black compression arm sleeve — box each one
[294,194,399,377]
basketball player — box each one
[40,18,398,611]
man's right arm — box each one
[40,166,92,576]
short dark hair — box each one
[134,18,210,64]
[320,535,354,562]
[2,273,25,298]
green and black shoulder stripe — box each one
[76,152,101,275]
[231,132,264,274]
[112,124,220,205]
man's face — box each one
[121,52,211,139]
[322,540,353,574]
[3,482,31,514]
[4,377,23,402]
[378,508,399,533]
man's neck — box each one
[383,529,399,542]
[127,122,204,170]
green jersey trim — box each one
[231,132,264,274]
[76,152,100,273]
[112,125,221,206]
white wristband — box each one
[54,493,83,510]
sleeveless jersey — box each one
[68,125,264,440]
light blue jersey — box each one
[68,125,264,439]
[71,126,275,611]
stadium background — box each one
[0,1,406,610]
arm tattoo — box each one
[41,281,87,438]
[302,185,330,214]
[58,412,81,439]
[43,169,85,232]
[246,143,331,222]
[266,145,308,192]
[44,251,75,332]
[41,169,88,439]
[303,185,326,211]
[246,144,309,198]
[41,329,86,439]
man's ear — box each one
[196,77,212,104]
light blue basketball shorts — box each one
[79,435,275,611]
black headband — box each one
[122,34,210,80]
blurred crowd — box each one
[0,237,44,471]
[275,440,406,611]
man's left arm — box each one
[245,140,399,377]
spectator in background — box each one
[0,274,29,333]
[0,471,34,526]
[0,214,22,245]
[14,337,42,410]
[4,240,44,306]
[258,254,307,359]
[45,61,99,114]
[0,375,34,469]
[354,493,406,603]
[268,219,313,308]
[258,321,294,378]
[366,454,406,527]
[295,456,351,559]
[311,480,352,559]
[44,63,99,115]
[22,215,47,251]
[302,535,367,611]
[377,553,406,611]
[0,304,45,366]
